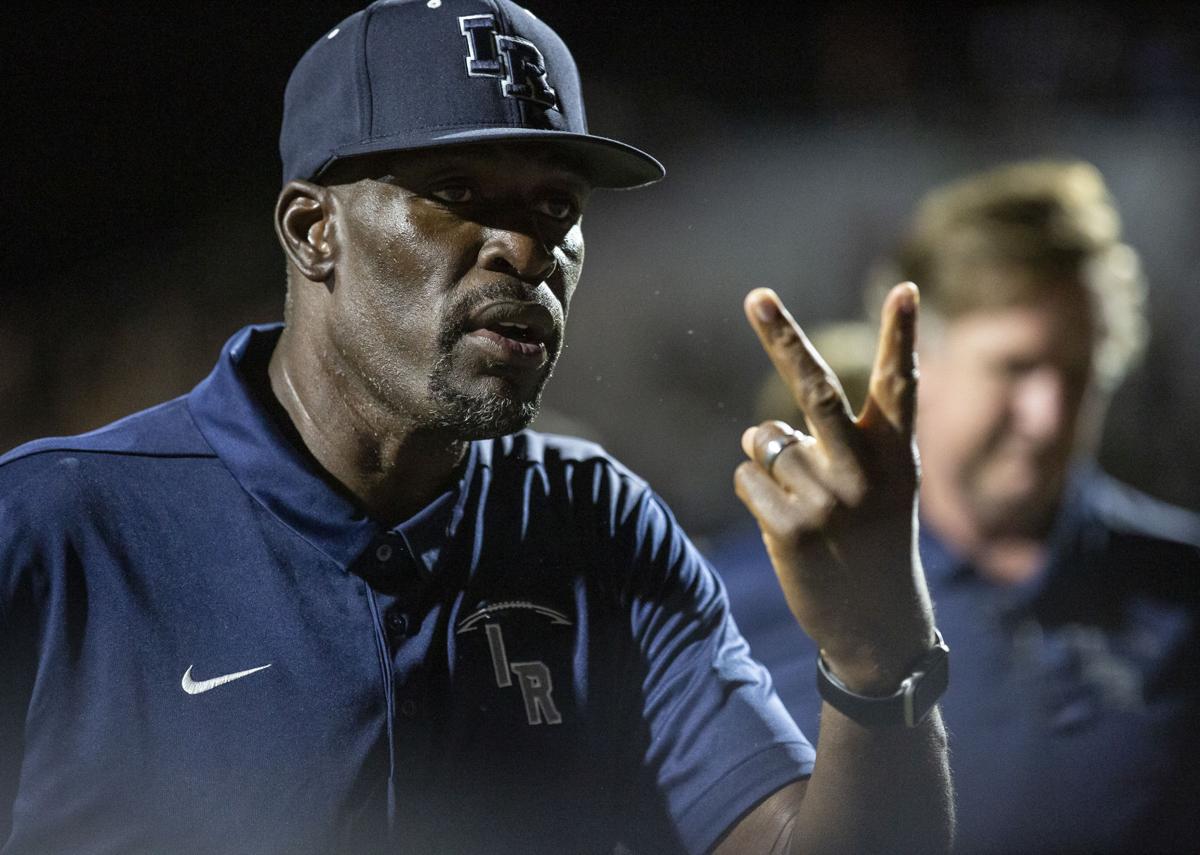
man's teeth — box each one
[494,322,533,341]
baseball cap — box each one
[280,0,664,189]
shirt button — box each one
[400,699,418,718]
[386,612,409,636]
[375,543,394,562]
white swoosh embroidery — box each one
[181,663,272,695]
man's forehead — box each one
[942,299,1095,359]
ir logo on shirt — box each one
[456,601,571,725]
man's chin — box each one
[426,379,543,439]
[465,405,539,439]
[425,346,559,438]
[969,483,1063,539]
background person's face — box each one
[916,274,1102,538]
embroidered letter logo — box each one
[457,601,570,725]
[459,14,559,110]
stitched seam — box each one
[488,0,524,127]
[359,5,375,138]
[0,448,216,469]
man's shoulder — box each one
[1088,471,1200,551]
[0,396,215,514]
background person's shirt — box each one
[711,467,1200,854]
[0,324,814,855]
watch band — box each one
[816,629,950,728]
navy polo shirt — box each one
[710,471,1200,854]
[0,325,814,855]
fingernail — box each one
[899,282,919,314]
[752,295,778,323]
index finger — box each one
[744,288,856,455]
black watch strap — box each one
[816,629,950,728]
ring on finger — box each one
[763,434,801,476]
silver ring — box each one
[762,434,800,475]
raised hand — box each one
[734,283,935,694]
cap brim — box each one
[325,128,664,190]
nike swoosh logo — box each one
[181,663,272,695]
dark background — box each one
[6,1,1200,534]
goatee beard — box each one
[426,355,552,438]
[425,282,564,439]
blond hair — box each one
[870,160,1147,390]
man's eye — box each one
[430,186,473,203]
[536,198,577,221]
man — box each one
[0,1,951,852]
[714,161,1200,853]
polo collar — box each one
[919,464,1103,600]
[186,324,479,573]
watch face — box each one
[818,632,950,728]
[907,647,950,727]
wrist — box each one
[818,624,937,695]
[817,628,950,728]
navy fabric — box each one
[280,0,663,188]
[0,324,812,855]
[710,471,1200,854]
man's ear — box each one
[275,180,338,283]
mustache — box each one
[438,281,566,356]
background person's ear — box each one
[275,180,337,284]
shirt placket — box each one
[358,530,440,842]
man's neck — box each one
[267,330,467,527]
[920,481,1048,587]
[967,539,1047,586]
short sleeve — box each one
[0,461,44,847]
[620,490,815,854]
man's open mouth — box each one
[464,301,557,362]
[489,321,540,344]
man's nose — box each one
[1013,368,1068,441]
[478,226,558,284]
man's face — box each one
[313,144,590,439]
[917,272,1103,538]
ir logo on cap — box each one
[459,14,559,110]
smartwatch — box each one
[816,629,950,728]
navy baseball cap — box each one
[281,0,664,189]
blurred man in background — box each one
[713,160,1200,854]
